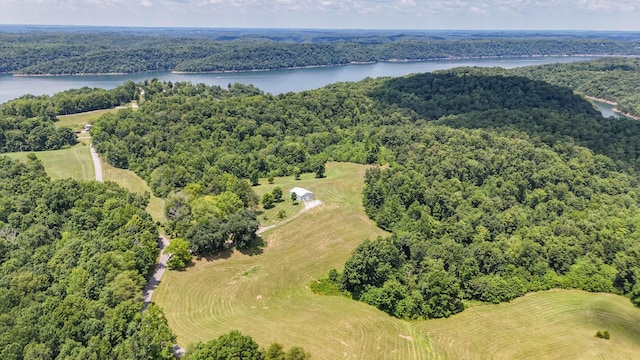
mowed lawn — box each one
[4,145,94,180]
[154,162,640,359]
[424,289,640,360]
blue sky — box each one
[1,0,639,30]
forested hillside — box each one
[4,58,640,337]
[349,127,640,318]
[0,156,175,359]
[86,68,640,321]
[2,30,639,74]
[511,57,640,117]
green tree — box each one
[250,171,260,186]
[166,238,192,270]
[290,192,298,204]
[265,343,285,360]
[262,192,275,209]
[272,186,283,202]
[285,346,311,360]
[187,330,265,360]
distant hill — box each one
[1,28,639,74]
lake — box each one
[591,99,630,119]
[0,56,599,105]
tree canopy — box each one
[0,156,176,358]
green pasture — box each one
[425,289,640,359]
[101,160,166,224]
[153,162,640,359]
[4,144,94,181]
[55,108,115,130]
[252,172,322,227]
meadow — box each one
[101,161,166,224]
[55,108,116,131]
[5,144,94,180]
[153,162,640,359]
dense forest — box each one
[347,127,640,318]
[0,114,76,152]
[0,156,176,359]
[1,30,639,74]
[511,58,640,117]
[86,67,640,320]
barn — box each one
[289,187,314,201]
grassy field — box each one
[424,289,640,359]
[4,144,94,180]
[253,173,320,227]
[55,108,116,130]
[101,161,166,224]
[153,162,640,359]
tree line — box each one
[510,57,640,117]
[335,126,640,319]
[2,31,639,74]
[1,80,137,116]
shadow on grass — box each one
[198,248,234,262]
[238,237,266,256]
[195,237,266,261]
[238,236,267,256]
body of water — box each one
[0,56,599,104]
[591,99,630,119]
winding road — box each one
[90,142,185,357]
[142,235,171,307]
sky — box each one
[1,0,639,31]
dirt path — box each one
[256,199,322,235]
[142,234,187,357]
[142,235,170,306]
[89,145,103,182]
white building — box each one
[289,187,314,201]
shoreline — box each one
[7,54,626,77]
[585,95,640,120]
[12,72,131,77]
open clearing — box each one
[101,160,166,224]
[253,172,326,227]
[55,108,116,130]
[424,289,640,359]
[4,144,94,180]
[153,162,640,359]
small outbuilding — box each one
[289,187,314,201]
